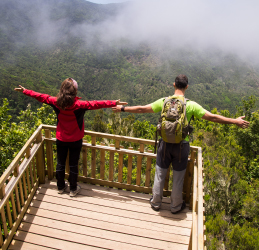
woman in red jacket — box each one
[15,78,127,197]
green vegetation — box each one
[1,96,259,249]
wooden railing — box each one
[189,146,206,250]
[0,125,44,250]
[0,124,205,250]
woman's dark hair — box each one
[175,74,188,89]
[56,78,77,110]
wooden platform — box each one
[9,180,192,250]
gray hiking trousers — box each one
[150,140,190,213]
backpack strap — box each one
[183,97,188,126]
[154,130,158,154]
[161,96,171,113]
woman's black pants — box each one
[56,139,82,192]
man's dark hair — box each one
[175,74,188,89]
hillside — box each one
[1,0,259,125]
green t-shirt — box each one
[151,96,207,141]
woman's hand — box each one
[116,99,128,105]
[14,85,25,93]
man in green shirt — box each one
[112,74,249,213]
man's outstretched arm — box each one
[112,104,154,113]
[202,111,250,129]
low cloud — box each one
[2,0,259,62]
[75,0,259,61]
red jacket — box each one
[23,89,117,142]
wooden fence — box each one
[0,124,205,250]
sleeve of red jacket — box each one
[78,100,117,110]
[23,89,56,105]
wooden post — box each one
[18,179,25,206]
[91,136,96,178]
[188,229,192,250]
[26,168,31,192]
[118,146,124,183]
[145,150,153,187]
[29,161,34,188]
[13,164,19,177]
[192,160,198,249]
[115,140,120,150]
[14,186,21,213]
[100,143,105,180]
[45,129,54,180]
[36,131,45,184]
[22,174,28,200]
[0,224,3,247]
[127,147,133,185]
[82,146,87,177]
[109,144,115,181]
[26,140,32,192]
[6,199,13,228]
[33,157,36,182]
[0,185,5,199]
[115,140,120,181]
[197,147,204,250]
[184,149,196,205]
[0,209,8,238]
[10,192,17,220]
[136,144,144,186]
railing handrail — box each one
[42,124,156,146]
[191,147,205,250]
[0,124,43,190]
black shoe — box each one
[171,201,186,214]
[149,197,160,211]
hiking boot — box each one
[171,201,186,214]
[149,197,160,211]
[70,185,81,197]
[58,183,68,194]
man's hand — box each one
[14,85,25,92]
[112,105,123,112]
[115,99,128,105]
[112,104,154,113]
[235,116,250,129]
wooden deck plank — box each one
[17,222,166,250]
[9,180,192,250]
[9,240,54,250]
[21,214,189,249]
[13,230,99,250]
[24,210,190,244]
[38,184,189,215]
[40,180,173,203]
[35,187,192,221]
[27,206,190,236]
[31,195,192,228]
[36,191,176,217]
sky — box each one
[87,0,129,4]
[67,0,258,63]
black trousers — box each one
[156,139,190,171]
[56,139,82,191]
